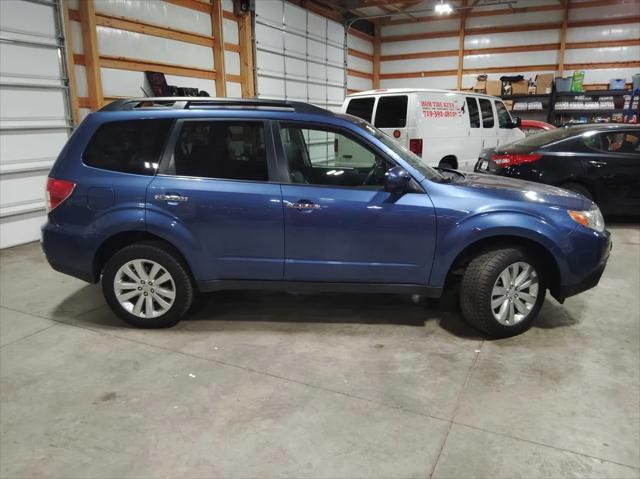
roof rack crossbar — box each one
[99,97,330,115]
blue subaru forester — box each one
[42,98,611,337]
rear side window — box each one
[83,119,172,175]
[346,97,375,123]
[374,95,408,128]
[584,131,640,154]
[172,121,268,182]
[466,97,480,128]
[495,101,512,128]
[479,99,494,128]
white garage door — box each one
[254,0,346,111]
[0,0,73,249]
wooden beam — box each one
[225,42,241,53]
[78,0,103,111]
[62,0,79,123]
[372,20,380,89]
[237,11,255,98]
[456,0,468,91]
[223,10,236,21]
[100,55,218,80]
[348,48,373,62]
[348,68,374,80]
[225,73,242,83]
[349,28,374,42]
[164,0,212,14]
[559,0,570,76]
[211,0,226,97]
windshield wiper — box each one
[434,167,465,183]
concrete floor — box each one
[0,226,638,479]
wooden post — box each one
[237,10,255,98]
[211,0,226,97]
[78,0,103,110]
[456,1,467,90]
[373,20,381,89]
[62,0,79,123]
[558,0,570,76]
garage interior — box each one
[0,0,639,478]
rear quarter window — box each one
[83,119,173,175]
[374,95,408,128]
[346,97,376,123]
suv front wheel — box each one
[460,247,546,337]
[102,241,194,328]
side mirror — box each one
[384,166,411,193]
[510,116,522,129]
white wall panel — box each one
[96,26,214,69]
[464,51,559,69]
[348,75,373,92]
[565,45,640,64]
[567,24,640,42]
[349,55,373,73]
[226,81,242,98]
[381,37,459,55]
[222,0,233,12]
[381,56,457,74]
[95,0,212,36]
[223,18,239,44]
[465,30,561,49]
[348,33,373,55]
[100,68,216,98]
[70,20,83,54]
[380,76,457,90]
[466,10,563,28]
[570,4,640,20]
[224,51,240,75]
[382,18,459,37]
[75,65,88,97]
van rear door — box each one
[373,95,410,150]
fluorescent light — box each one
[435,2,453,14]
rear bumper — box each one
[41,222,97,283]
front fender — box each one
[429,210,573,287]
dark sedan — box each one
[475,125,640,216]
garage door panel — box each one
[0,44,61,83]
[0,130,67,165]
[0,171,48,207]
[0,1,57,37]
[284,32,306,56]
[0,87,68,126]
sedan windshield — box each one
[338,113,445,181]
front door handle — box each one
[589,160,607,168]
[155,194,188,202]
[287,200,320,210]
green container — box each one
[571,71,585,92]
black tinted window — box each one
[346,97,375,123]
[479,99,494,128]
[173,121,268,181]
[584,131,640,154]
[495,101,511,128]
[83,119,172,175]
[466,97,480,128]
[374,95,408,128]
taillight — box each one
[409,138,423,157]
[491,153,541,167]
[45,177,76,213]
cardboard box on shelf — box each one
[503,100,513,110]
[473,80,486,93]
[536,73,554,94]
[486,80,502,96]
[511,80,529,94]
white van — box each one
[340,88,525,171]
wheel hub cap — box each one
[491,261,539,326]
[114,259,176,319]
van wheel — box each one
[102,241,194,328]
[460,247,546,338]
[439,157,457,170]
[560,182,593,201]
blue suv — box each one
[42,98,611,337]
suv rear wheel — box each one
[102,241,194,328]
[460,247,546,337]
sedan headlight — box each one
[568,208,605,232]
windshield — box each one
[513,127,581,148]
[337,113,445,181]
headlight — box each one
[568,208,605,232]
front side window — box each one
[346,97,375,123]
[466,97,480,128]
[83,119,172,175]
[279,124,392,188]
[479,98,495,128]
[495,101,512,128]
[172,121,268,181]
[374,95,408,128]
[584,131,640,154]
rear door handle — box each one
[287,200,320,210]
[589,160,607,167]
[155,194,188,202]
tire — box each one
[439,159,455,170]
[101,241,194,328]
[460,247,546,338]
[560,182,593,201]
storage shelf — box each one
[555,89,632,96]
[552,109,627,114]
[502,93,550,99]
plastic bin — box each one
[633,74,640,91]
[609,78,626,90]
[556,77,572,92]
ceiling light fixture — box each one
[435,0,453,15]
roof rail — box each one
[99,97,332,115]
